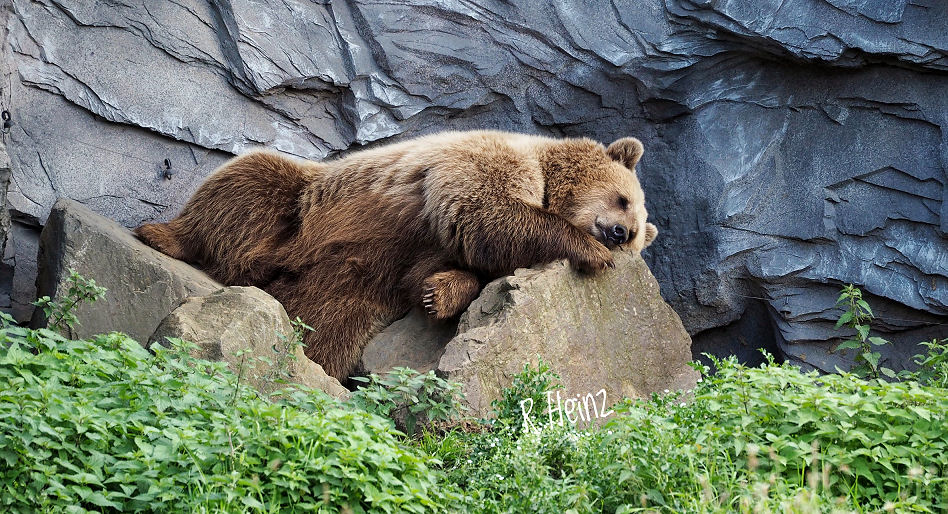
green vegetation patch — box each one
[0,316,456,513]
[420,356,948,513]
[3,274,947,513]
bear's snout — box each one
[596,221,630,247]
[608,224,628,245]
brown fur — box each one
[136,130,658,380]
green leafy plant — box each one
[685,354,948,512]
[32,269,106,332]
[288,316,314,349]
[490,359,563,432]
[899,338,948,388]
[421,355,948,513]
[14,270,948,513]
[0,326,458,512]
[833,284,893,379]
[349,367,467,435]
[223,317,318,393]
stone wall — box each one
[2,0,946,369]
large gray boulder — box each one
[32,198,221,341]
[149,286,349,399]
[2,1,945,370]
[365,252,699,418]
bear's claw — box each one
[422,287,437,315]
[420,270,481,320]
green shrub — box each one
[833,284,893,379]
[489,358,562,433]
[832,284,948,386]
[899,338,948,388]
[9,271,948,513]
[348,367,466,435]
[601,355,948,512]
[0,319,458,513]
[32,269,106,332]
[421,358,948,513]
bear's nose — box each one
[608,224,628,244]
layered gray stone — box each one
[0,140,11,317]
[2,0,946,370]
[32,198,221,342]
[149,286,349,399]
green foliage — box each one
[833,284,893,379]
[248,317,313,390]
[32,269,106,332]
[833,285,948,386]
[691,354,947,511]
[420,355,948,513]
[489,359,562,432]
[348,367,466,435]
[9,272,948,513]
[287,316,314,352]
[0,325,458,512]
[899,338,948,388]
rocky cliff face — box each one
[2,1,946,369]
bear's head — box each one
[542,137,658,252]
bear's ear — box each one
[606,137,644,170]
[643,222,658,248]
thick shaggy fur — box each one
[137,130,658,380]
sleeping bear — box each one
[136,130,658,380]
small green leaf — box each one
[868,337,889,347]
[835,311,854,328]
[87,492,121,508]
[835,339,862,351]
[909,406,932,421]
[856,325,870,340]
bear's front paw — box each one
[570,242,615,274]
[422,270,481,320]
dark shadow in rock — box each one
[691,299,782,371]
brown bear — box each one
[136,130,658,381]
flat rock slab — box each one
[32,198,221,342]
[149,286,348,399]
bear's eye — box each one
[618,195,629,210]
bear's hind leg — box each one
[267,269,403,381]
[422,269,481,319]
[135,222,190,261]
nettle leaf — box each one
[835,311,854,328]
[868,337,889,347]
[909,406,932,422]
[856,325,870,341]
[836,291,849,305]
[835,339,862,351]
[863,352,881,368]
